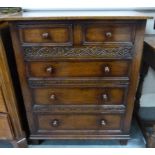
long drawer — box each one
[32,86,128,105]
[36,114,122,132]
[27,60,131,78]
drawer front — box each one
[36,114,122,131]
[33,87,127,105]
[17,22,135,46]
[82,23,135,45]
[0,113,13,139]
[27,60,130,78]
[18,24,73,46]
[0,86,7,112]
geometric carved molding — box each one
[23,46,133,60]
[33,105,126,114]
[28,78,129,88]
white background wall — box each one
[0,0,155,34]
[0,0,155,10]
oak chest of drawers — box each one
[8,13,148,144]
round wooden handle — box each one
[104,66,110,73]
[46,66,53,73]
[42,32,49,39]
[51,119,59,127]
[50,94,56,100]
[105,32,112,38]
[101,120,106,126]
[102,94,108,101]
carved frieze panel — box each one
[33,105,125,114]
[28,78,129,88]
[23,46,133,60]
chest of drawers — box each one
[8,14,147,144]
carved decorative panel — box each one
[23,46,133,60]
[28,78,129,88]
[33,105,125,114]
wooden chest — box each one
[9,16,147,144]
[0,22,27,147]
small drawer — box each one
[27,60,130,78]
[18,23,73,46]
[82,23,135,45]
[36,114,122,132]
[33,86,127,105]
[0,113,13,139]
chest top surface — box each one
[0,10,152,21]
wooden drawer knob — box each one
[104,66,110,73]
[102,93,108,101]
[100,119,106,126]
[50,94,56,100]
[46,66,53,73]
[51,119,59,127]
[42,32,49,39]
[105,32,112,38]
